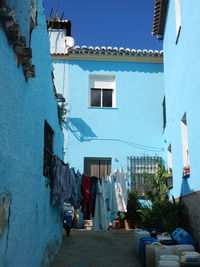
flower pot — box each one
[124,219,133,230]
[134,220,142,229]
[114,220,121,229]
[184,167,190,175]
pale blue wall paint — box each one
[53,59,164,174]
[0,1,64,266]
[163,0,200,198]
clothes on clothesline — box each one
[111,168,127,213]
[93,178,107,231]
[81,174,92,218]
[93,175,118,232]
[51,156,82,209]
[50,156,127,232]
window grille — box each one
[127,156,161,193]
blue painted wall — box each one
[53,58,164,174]
[163,0,200,198]
[0,1,64,266]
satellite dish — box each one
[64,36,75,48]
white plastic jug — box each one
[158,260,180,267]
[155,245,175,267]
[133,229,150,256]
[181,251,200,260]
[173,244,195,257]
[157,233,172,241]
[146,242,160,267]
[160,255,180,262]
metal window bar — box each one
[128,156,161,193]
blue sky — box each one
[44,0,162,50]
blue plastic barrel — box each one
[172,228,197,247]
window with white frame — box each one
[89,75,116,108]
[181,113,190,170]
[175,0,181,41]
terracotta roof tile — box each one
[52,45,163,57]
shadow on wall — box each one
[180,177,194,196]
[68,61,163,74]
[66,117,163,152]
[66,118,97,142]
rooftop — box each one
[52,45,163,58]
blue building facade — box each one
[0,1,69,266]
[50,29,164,189]
[153,0,200,243]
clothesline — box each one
[51,155,128,231]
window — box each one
[89,75,115,108]
[166,144,173,189]
[162,96,166,129]
[175,0,181,43]
[84,157,111,178]
[43,121,54,178]
[127,156,161,192]
[181,113,190,176]
[167,144,172,171]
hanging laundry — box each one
[76,171,83,209]
[66,167,77,207]
[108,175,118,224]
[51,156,80,209]
[103,179,111,229]
[90,176,98,217]
[113,168,127,212]
[51,156,70,208]
[93,178,107,231]
[81,174,92,219]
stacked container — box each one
[158,260,180,267]
[139,237,157,266]
[155,245,175,267]
[133,229,150,256]
[157,232,176,245]
[173,244,195,257]
[146,242,160,267]
[180,251,200,266]
[172,228,197,247]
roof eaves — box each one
[152,0,168,40]
[51,46,163,57]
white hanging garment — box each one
[114,168,127,212]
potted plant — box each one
[126,191,142,229]
[114,212,126,229]
[183,166,190,175]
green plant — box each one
[141,159,169,202]
[139,196,190,233]
[116,211,126,221]
[126,191,142,223]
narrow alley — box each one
[51,229,142,267]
